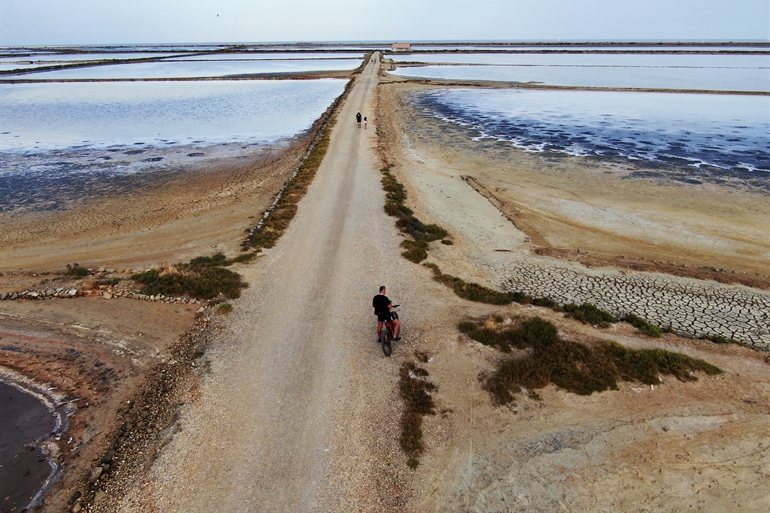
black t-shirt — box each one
[372,294,391,315]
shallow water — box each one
[5,58,362,80]
[412,88,770,188]
[390,51,770,93]
[19,45,228,53]
[0,79,347,211]
[0,52,183,63]
[402,45,770,53]
[1,79,347,151]
[170,52,365,61]
[390,52,769,68]
[0,383,56,512]
[392,63,769,93]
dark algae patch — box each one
[460,317,722,406]
[0,383,56,513]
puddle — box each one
[0,382,57,512]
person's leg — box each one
[377,320,384,339]
[392,319,401,339]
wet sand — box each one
[0,383,56,512]
[0,138,307,274]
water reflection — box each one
[0,383,56,512]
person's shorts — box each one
[376,312,396,322]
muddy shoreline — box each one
[0,377,63,512]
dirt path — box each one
[115,54,423,512]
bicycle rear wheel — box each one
[381,326,392,356]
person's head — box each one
[379,285,386,294]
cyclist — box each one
[373,285,401,341]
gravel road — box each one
[117,55,421,512]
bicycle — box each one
[378,305,400,357]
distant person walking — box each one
[356,111,362,128]
[363,116,368,130]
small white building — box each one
[391,43,411,51]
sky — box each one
[1,0,768,46]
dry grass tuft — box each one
[399,362,436,469]
[424,263,513,305]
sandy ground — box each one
[2,53,770,513]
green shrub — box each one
[701,334,732,344]
[384,201,413,217]
[457,321,479,334]
[532,297,558,309]
[130,255,247,300]
[400,239,429,263]
[425,263,512,305]
[623,314,663,337]
[563,303,617,326]
[422,224,448,242]
[479,317,721,406]
[189,253,227,266]
[65,264,90,278]
[379,166,449,263]
[230,251,260,264]
[507,290,533,304]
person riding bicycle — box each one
[373,285,401,341]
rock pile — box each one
[0,288,203,305]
